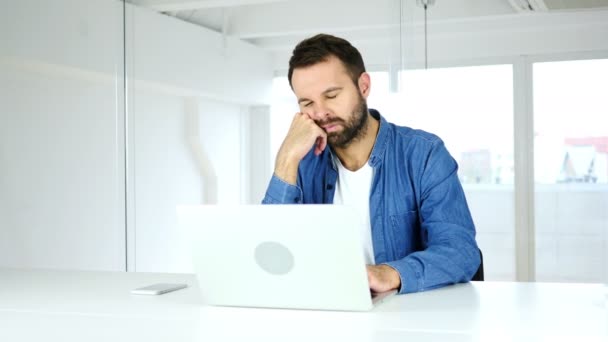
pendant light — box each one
[416,0,435,69]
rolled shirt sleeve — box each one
[262,174,304,204]
[384,140,480,294]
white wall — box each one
[128,3,272,105]
[0,0,126,271]
[130,89,272,272]
[0,0,273,271]
[130,92,199,273]
[245,106,273,204]
[131,91,247,272]
[127,4,273,272]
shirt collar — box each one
[368,109,389,167]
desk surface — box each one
[1,269,606,342]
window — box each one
[533,58,608,283]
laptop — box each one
[177,204,396,311]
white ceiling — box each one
[127,0,608,52]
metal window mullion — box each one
[123,1,137,272]
[513,56,536,282]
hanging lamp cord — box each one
[424,3,428,69]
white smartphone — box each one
[131,283,188,295]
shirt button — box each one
[326,184,334,190]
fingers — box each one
[299,112,327,156]
[317,132,327,155]
[367,265,400,293]
[290,112,327,155]
[314,133,327,156]
[366,265,377,290]
[274,112,327,183]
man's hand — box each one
[274,112,327,185]
[366,264,401,293]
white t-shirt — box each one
[331,155,375,265]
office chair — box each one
[471,248,484,281]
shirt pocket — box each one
[389,210,420,260]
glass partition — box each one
[0,0,126,270]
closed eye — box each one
[323,87,342,99]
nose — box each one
[309,102,331,121]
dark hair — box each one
[287,33,366,89]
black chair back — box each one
[471,249,484,281]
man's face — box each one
[291,56,369,148]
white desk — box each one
[0,269,606,341]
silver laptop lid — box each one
[177,204,376,311]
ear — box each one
[358,72,371,99]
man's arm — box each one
[262,112,327,204]
[382,140,481,294]
[274,112,327,184]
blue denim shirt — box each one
[262,109,480,294]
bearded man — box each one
[263,34,481,294]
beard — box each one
[316,95,369,149]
